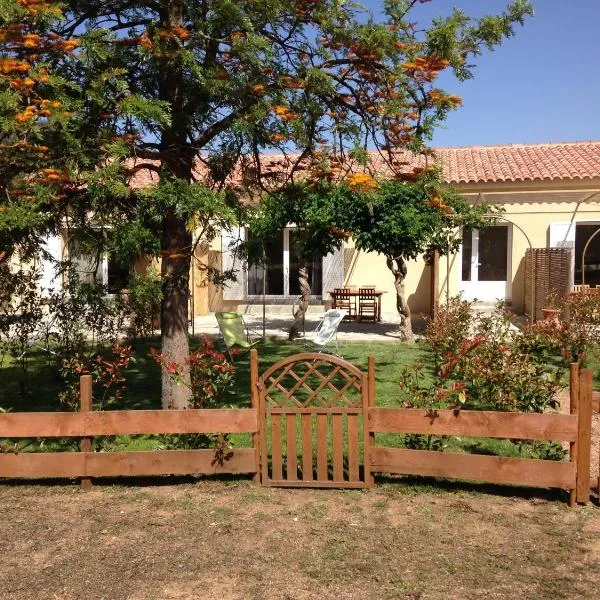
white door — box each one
[459,225,510,302]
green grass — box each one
[0,337,430,412]
[0,337,588,461]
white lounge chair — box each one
[308,309,347,355]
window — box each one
[575,223,600,286]
[69,230,130,295]
[247,228,323,297]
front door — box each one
[460,226,510,302]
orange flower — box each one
[271,104,290,116]
[0,58,30,74]
[346,173,377,192]
[56,39,79,52]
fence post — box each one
[569,363,579,507]
[250,349,260,484]
[364,356,375,486]
[79,374,93,490]
[576,367,592,504]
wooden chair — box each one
[333,288,354,320]
[358,287,378,321]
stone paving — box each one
[190,311,416,342]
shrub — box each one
[59,343,134,411]
[522,289,600,365]
[425,296,473,367]
[402,300,566,456]
[127,267,162,339]
[150,337,236,450]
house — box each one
[36,140,600,320]
[205,141,600,319]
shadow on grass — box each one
[376,474,573,504]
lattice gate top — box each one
[254,352,371,488]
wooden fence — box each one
[0,358,598,506]
[0,375,260,482]
[368,363,597,506]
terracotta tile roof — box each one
[432,141,600,184]
[129,141,600,189]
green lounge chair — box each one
[215,311,258,360]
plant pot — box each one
[542,307,561,323]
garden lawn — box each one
[0,338,594,461]
[0,339,430,453]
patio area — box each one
[191,311,409,343]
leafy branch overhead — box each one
[1,0,533,406]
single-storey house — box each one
[36,140,600,320]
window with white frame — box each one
[68,230,130,295]
[247,227,323,297]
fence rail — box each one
[369,408,578,441]
[369,364,596,506]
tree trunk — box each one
[160,212,193,409]
[386,255,414,343]
[159,0,193,408]
[289,261,310,340]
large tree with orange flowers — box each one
[1,0,533,407]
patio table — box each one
[328,289,386,322]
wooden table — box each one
[328,289,385,322]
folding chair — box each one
[307,309,347,356]
[215,312,258,361]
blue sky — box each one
[362,0,600,147]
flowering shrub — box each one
[150,337,236,449]
[150,336,235,409]
[522,289,600,365]
[402,300,566,457]
[59,344,134,411]
[424,295,473,367]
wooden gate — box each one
[253,351,372,488]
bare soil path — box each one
[0,480,598,600]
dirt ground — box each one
[0,479,598,600]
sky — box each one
[362,0,600,148]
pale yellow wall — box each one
[346,183,600,316]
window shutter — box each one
[222,227,247,301]
[549,221,575,249]
[322,243,344,295]
[38,234,63,296]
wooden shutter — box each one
[222,227,247,301]
[38,234,63,296]
[322,243,344,295]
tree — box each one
[2,0,533,407]
[342,173,490,341]
[246,182,348,339]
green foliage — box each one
[420,300,564,414]
[245,182,345,266]
[344,176,490,261]
[522,290,600,366]
[127,266,162,339]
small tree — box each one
[246,182,348,339]
[345,174,490,341]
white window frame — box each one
[458,224,512,301]
[247,226,323,300]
